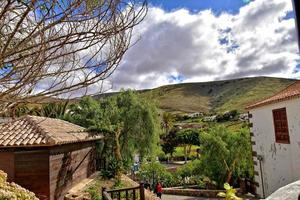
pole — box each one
[292,0,300,52]
[102,187,107,200]
[140,182,145,200]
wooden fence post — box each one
[102,187,107,200]
[140,182,145,200]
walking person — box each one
[155,182,163,199]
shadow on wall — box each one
[54,147,100,199]
[55,152,73,199]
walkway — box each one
[162,194,220,200]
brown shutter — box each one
[272,108,290,144]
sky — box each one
[104,0,300,92]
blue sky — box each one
[104,0,300,91]
[148,0,249,14]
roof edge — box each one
[0,135,103,148]
[245,81,299,110]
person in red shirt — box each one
[155,182,163,199]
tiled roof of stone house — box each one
[0,115,103,147]
[246,81,300,109]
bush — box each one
[101,157,122,179]
[0,170,38,200]
[85,185,102,200]
[177,159,201,179]
[138,161,178,188]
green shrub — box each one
[0,170,38,200]
[101,157,122,179]
[138,161,178,187]
[177,159,201,179]
[85,185,102,200]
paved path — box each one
[162,194,220,200]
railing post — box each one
[102,187,107,200]
[139,182,145,200]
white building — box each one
[247,81,300,198]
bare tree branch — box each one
[0,0,147,113]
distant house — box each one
[246,81,300,198]
[187,112,204,118]
[0,115,103,200]
[203,115,217,122]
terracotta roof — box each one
[246,81,300,109]
[0,115,103,147]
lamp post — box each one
[292,0,300,52]
[152,170,155,192]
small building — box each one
[187,112,204,118]
[0,115,103,200]
[246,81,300,198]
[203,115,217,122]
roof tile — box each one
[0,115,103,147]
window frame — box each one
[272,107,290,144]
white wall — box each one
[249,98,300,198]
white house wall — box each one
[249,98,300,198]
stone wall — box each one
[162,187,225,198]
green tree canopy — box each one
[198,126,254,187]
[67,90,161,176]
[161,128,201,163]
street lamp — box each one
[292,0,300,52]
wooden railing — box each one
[102,183,145,200]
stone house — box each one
[246,81,300,198]
[0,115,103,200]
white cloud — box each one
[107,0,300,91]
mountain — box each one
[95,77,296,114]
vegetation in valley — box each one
[155,124,254,189]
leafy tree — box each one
[39,102,69,119]
[175,129,201,163]
[13,102,69,119]
[161,128,200,163]
[161,129,177,162]
[139,161,176,188]
[199,126,253,187]
[67,90,161,178]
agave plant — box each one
[217,183,243,200]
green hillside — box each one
[94,77,295,113]
[138,77,295,113]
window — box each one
[272,108,290,144]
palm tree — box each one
[162,112,174,134]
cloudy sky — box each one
[107,0,300,91]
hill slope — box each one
[94,77,296,113]
[138,77,296,113]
